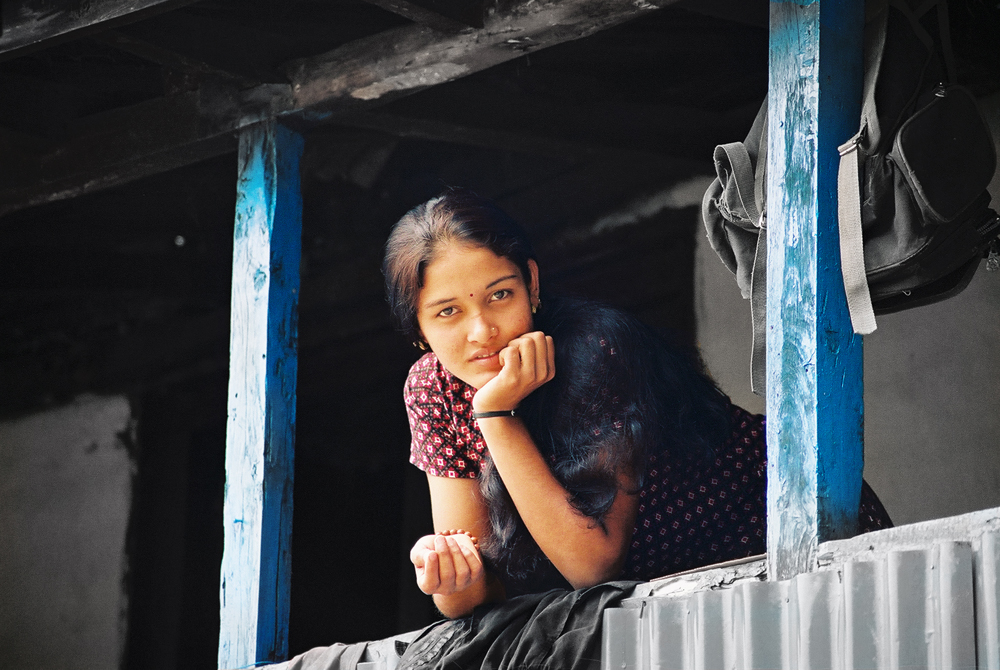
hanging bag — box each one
[701,0,999,394]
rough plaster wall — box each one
[0,395,134,670]
[695,92,1000,528]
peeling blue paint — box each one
[220,120,303,669]
[766,0,865,581]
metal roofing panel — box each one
[793,568,841,670]
[977,532,1000,670]
[602,539,983,670]
[843,557,887,669]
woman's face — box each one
[416,242,539,390]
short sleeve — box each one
[404,353,486,479]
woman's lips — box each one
[471,351,500,366]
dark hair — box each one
[478,298,733,595]
[384,191,733,595]
[383,189,536,341]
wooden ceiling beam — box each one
[287,0,679,120]
[0,0,680,215]
[0,86,249,216]
[0,0,198,62]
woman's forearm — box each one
[422,476,506,617]
[476,416,638,589]
[432,572,505,619]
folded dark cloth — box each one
[268,581,640,670]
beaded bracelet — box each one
[438,528,479,550]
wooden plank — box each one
[0,0,678,215]
[218,120,303,668]
[0,82,282,216]
[288,0,677,119]
[765,0,865,581]
[0,0,196,61]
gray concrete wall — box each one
[695,92,1000,527]
[0,395,133,670]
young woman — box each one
[384,189,891,620]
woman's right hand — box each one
[472,330,555,413]
[410,533,485,596]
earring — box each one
[531,299,540,315]
[413,341,428,351]
[491,326,498,334]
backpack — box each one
[701,0,999,394]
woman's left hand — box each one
[473,331,555,413]
[410,532,485,596]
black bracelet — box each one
[472,408,518,420]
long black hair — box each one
[384,190,732,594]
[477,297,732,594]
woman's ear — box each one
[527,259,540,305]
[412,326,428,351]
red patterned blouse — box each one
[403,352,890,582]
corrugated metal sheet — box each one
[602,533,999,670]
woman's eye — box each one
[437,306,456,317]
[490,289,511,301]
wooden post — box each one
[219,120,303,668]
[766,0,866,581]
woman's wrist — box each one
[472,408,518,420]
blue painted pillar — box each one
[766,0,865,580]
[219,120,303,668]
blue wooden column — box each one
[219,119,304,668]
[766,0,865,581]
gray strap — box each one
[831,0,889,336]
[749,224,768,395]
[838,134,878,335]
[714,142,760,225]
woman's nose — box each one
[468,314,497,343]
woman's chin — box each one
[461,368,500,391]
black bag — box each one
[701,0,999,394]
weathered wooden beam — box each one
[0,82,289,217]
[0,0,678,216]
[287,0,677,120]
[765,0,866,581]
[219,120,303,668]
[0,0,197,61]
